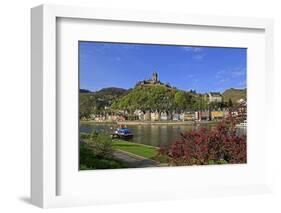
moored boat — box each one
[112,127,134,139]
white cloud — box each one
[238,80,247,87]
[231,67,246,77]
[215,69,226,78]
[192,54,204,60]
[182,46,203,53]
[216,67,246,79]
[181,46,204,60]
[119,44,140,50]
[219,78,229,84]
[186,74,195,78]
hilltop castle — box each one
[136,72,171,88]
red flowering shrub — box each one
[159,116,247,166]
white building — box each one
[207,92,223,103]
[144,111,151,121]
[151,111,160,121]
[160,112,168,120]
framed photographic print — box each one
[78,41,247,170]
[31,4,274,208]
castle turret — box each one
[152,72,158,83]
[136,71,170,87]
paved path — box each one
[113,150,160,168]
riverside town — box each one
[80,72,247,125]
[79,42,247,170]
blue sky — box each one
[79,41,246,93]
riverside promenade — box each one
[80,120,219,125]
[116,120,218,125]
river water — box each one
[80,123,246,147]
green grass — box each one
[80,132,169,165]
[79,158,129,170]
[112,140,159,159]
[79,142,129,170]
[111,140,170,164]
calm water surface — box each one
[80,123,246,147]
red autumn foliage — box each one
[159,116,247,166]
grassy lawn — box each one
[111,140,170,164]
[80,132,169,166]
[80,158,129,170]
[79,143,129,170]
[112,140,159,159]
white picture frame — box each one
[31,4,274,208]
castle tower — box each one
[152,72,158,83]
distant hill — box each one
[94,87,128,97]
[80,89,91,93]
[79,87,128,117]
[222,88,246,104]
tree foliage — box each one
[80,84,236,117]
[79,87,128,118]
[111,85,204,113]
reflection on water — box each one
[80,123,247,147]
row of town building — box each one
[132,110,230,121]
[86,109,232,122]
[83,99,246,123]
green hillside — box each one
[80,85,246,118]
[95,87,129,97]
[111,84,206,112]
[79,87,128,118]
[222,88,246,105]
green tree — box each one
[112,84,177,113]
[174,91,187,112]
[228,98,233,107]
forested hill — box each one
[80,87,128,95]
[80,89,91,93]
[79,87,128,117]
[94,87,128,97]
[222,88,246,104]
[111,84,203,112]
[79,85,246,118]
